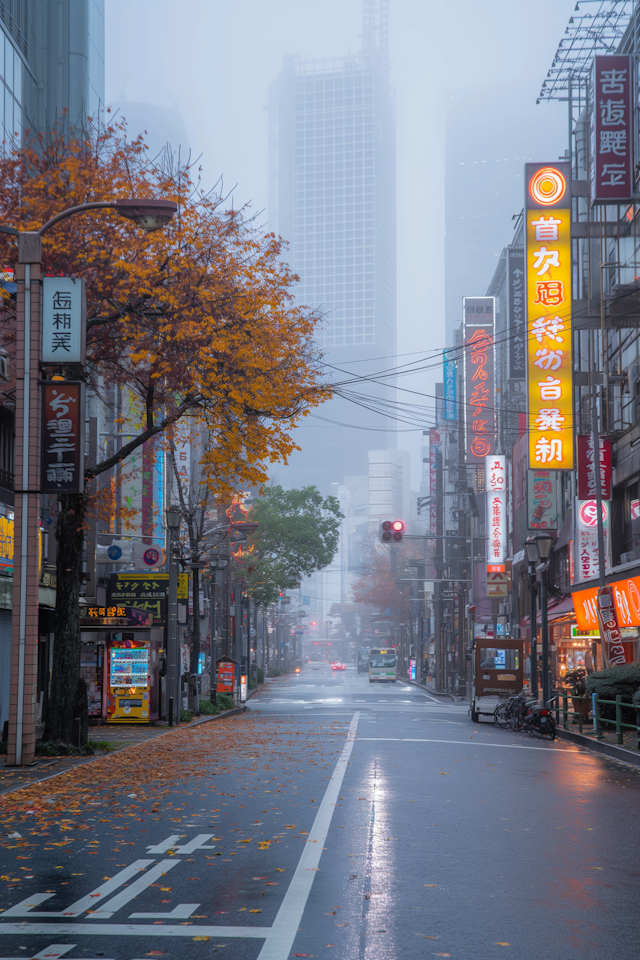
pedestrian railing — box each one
[554,692,640,750]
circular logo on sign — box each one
[143,547,160,567]
[579,500,608,527]
[628,579,640,621]
[122,703,131,715]
[107,544,123,561]
[529,166,566,206]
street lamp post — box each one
[536,533,554,706]
[525,533,554,705]
[6,198,177,765]
[524,537,539,699]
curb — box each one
[555,725,640,768]
[0,706,247,796]
[403,678,460,702]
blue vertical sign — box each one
[443,351,457,420]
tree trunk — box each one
[190,565,201,714]
[43,493,86,743]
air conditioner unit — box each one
[620,550,636,565]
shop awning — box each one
[522,595,575,625]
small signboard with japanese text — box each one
[508,246,525,379]
[590,55,634,204]
[577,435,612,501]
[80,605,154,628]
[527,469,558,529]
[42,276,86,363]
[463,297,495,464]
[443,351,457,420]
[41,381,84,493]
[107,572,188,625]
[485,455,506,565]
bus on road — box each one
[369,648,397,683]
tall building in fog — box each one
[268,0,396,495]
[444,81,566,345]
[0,0,105,141]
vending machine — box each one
[106,636,160,723]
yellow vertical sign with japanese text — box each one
[525,163,573,470]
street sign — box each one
[486,571,508,598]
[42,276,86,363]
[41,381,84,493]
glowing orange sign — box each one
[525,162,573,470]
[528,166,567,206]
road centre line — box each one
[356,737,574,752]
[256,710,360,960]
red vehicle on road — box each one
[331,661,346,671]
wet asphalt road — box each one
[0,663,639,959]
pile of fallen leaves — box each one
[0,714,348,819]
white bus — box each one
[369,648,397,683]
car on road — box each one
[331,661,346,671]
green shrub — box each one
[585,663,640,702]
[269,667,282,677]
[198,699,220,716]
[180,709,193,723]
[249,678,257,690]
[257,668,264,683]
[216,692,235,711]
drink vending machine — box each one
[106,635,161,722]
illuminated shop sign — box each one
[525,162,573,470]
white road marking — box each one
[0,923,271,939]
[130,902,200,919]
[88,860,179,919]
[146,834,215,854]
[256,711,360,960]
[3,861,154,917]
[356,737,565,752]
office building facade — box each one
[268,2,396,494]
[0,0,105,141]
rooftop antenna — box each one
[362,0,389,66]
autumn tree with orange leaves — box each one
[351,535,422,624]
[0,121,329,742]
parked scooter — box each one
[522,698,556,739]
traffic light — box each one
[378,519,406,542]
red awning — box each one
[522,595,575,625]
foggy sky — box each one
[106,0,577,486]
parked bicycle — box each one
[494,693,537,730]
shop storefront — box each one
[79,571,188,725]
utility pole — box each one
[166,504,182,726]
[434,446,444,691]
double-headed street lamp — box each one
[7,198,177,764]
[524,533,554,705]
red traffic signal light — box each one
[379,519,405,542]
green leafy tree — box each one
[236,486,342,605]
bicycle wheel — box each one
[494,703,511,728]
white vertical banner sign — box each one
[42,276,86,363]
[485,454,506,566]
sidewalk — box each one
[0,703,248,796]
[404,677,467,702]
[556,720,640,768]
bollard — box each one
[593,693,603,739]
[616,695,623,745]
[562,692,568,729]
[169,696,174,728]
